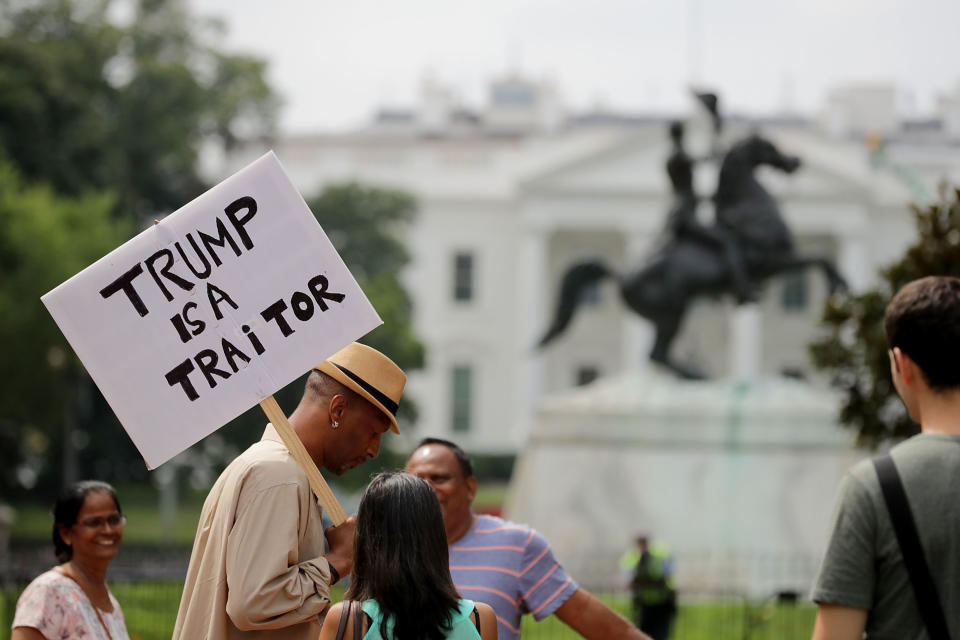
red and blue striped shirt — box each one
[449,514,579,640]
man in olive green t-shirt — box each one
[811,276,960,639]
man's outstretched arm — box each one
[553,588,652,640]
[811,603,867,640]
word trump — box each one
[99,196,258,318]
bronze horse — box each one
[537,133,847,379]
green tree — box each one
[810,187,960,448]
[0,160,131,496]
[0,0,278,220]
[0,0,279,494]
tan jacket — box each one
[173,425,334,639]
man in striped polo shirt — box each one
[407,438,650,640]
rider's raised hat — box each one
[314,342,406,434]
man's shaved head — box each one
[305,369,358,404]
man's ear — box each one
[466,476,478,504]
[328,393,347,425]
[893,347,917,386]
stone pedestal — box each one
[505,372,864,597]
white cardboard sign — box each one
[42,152,382,469]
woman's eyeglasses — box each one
[77,514,126,529]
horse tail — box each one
[537,260,613,348]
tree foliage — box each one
[0,160,131,495]
[0,0,278,220]
[810,187,960,448]
[0,0,279,496]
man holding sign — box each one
[174,342,406,639]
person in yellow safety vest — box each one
[620,535,677,640]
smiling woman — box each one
[11,481,131,640]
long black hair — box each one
[52,480,121,563]
[346,472,461,640]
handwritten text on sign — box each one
[42,152,382,469]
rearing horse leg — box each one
[649,308,706,380]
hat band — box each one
[331,363,399,417]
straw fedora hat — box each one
[314,342,406,433]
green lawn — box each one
[521,595,814,640]
[2,583,814,640]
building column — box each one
[622,230,655,374]
[730,305,761,380]
[839,229,870,292]
[517,227,549,440]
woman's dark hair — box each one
[346,472,461,640]
[52,480,121,563]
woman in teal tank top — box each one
[319,472,497,640]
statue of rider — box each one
[662,116,754,303]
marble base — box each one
[505,372,865,596]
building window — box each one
[453,253,474,302]
[451,365,473,432]
[781,272,807,312]
[576,366,600,387]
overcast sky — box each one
[190,0,960,134]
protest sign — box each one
[42,152,380,521]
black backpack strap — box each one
[352,601,363,639]
[334,601,351,640]
[472,606,481,634]
[873,455,952,640]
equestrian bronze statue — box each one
[537,125,847,379]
